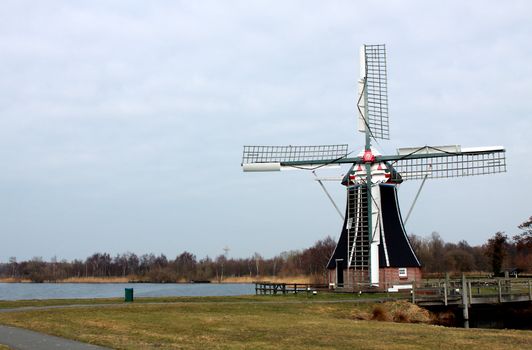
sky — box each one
[1,1,531,262]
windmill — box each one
[241,44,506,290]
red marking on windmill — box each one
[363,149,375,163]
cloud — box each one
[0,0,531,260]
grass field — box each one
[0,296,531,349]
[0,292,398,309]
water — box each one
[427,303,532,330]
[0,283,255,300]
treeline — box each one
[1,217,530,283]
[410,216,531,275]
[0,237,336,283]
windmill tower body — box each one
[241,44,506,291]
[326,183,422,289]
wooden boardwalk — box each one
[255,278,532,306]
[412,277,532,306]
[410,276,532,328]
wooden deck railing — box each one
[412,277,532,306]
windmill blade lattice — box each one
[362,44,389,140]
[383,146,506,180]
[242,144,349,165]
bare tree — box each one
[8,257,17,278]
[253,252,262,277]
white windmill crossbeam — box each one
[312,176,344,181]
[397,145,461,155]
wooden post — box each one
[461,274,469,328]
[528,280,531,301]
[411,283,416,304]
[504,272,510,295]
[498,279,502,303]
[468,281,472,305]
[443,282,448,306]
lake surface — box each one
[0,283,255,300]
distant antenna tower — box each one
[241,44,506,289]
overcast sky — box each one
[1,1,531,262]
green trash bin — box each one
[125,288,134,302]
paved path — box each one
[0,325,110,350]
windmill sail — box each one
[358,44,389,140]
[382,145,506,180]
[242,144,349,171]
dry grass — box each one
[0,276,132,283]
[0,275,312,284]
[0,298,531,349]
[384,301,432,323]
[371,301,432,324]
[222,275,312,283]
[59,276,131,283]
[0,277,30,283]
[372,304,392,321]
[63,275,313,284]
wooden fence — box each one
[254,282,329,295]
